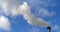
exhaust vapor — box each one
[17,2,49,27]
[1,0,49,27]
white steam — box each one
[1,0,49,27]
[16,2,49,27]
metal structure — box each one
[47,26,51,32]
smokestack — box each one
[47,26,51,32]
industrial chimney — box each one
[47,26,51,32]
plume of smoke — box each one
[17,2,49,27]
[1,0,49,27]
[1,0,19,16]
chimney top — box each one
[47,26,51,29]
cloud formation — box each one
[26,0,56,18]
[52,25,59,32]
[27,0,56,9]
[1,0,19,16]
[0,16,11,30]
[52,25,59,30]
[35,8,55,17]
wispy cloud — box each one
[53,25,58,30]
[35,8,55,18]
[27,0,56,9]
[52,25,59,32]
[28,0,56,17]
[26,0,56,18]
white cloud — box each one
[27,0,56,8]
[0,16,11,30]
[0,0,20,16]
[27,0,56,18]
[2,1,7,11]
[52,25,59,30]
[52,25,59,32]
[0,0,2,7]
[35,8,55,17]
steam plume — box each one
[17,2,49,27]
[1,0,49,27]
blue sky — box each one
[0,0,60,32]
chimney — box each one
[47,26,51,32]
